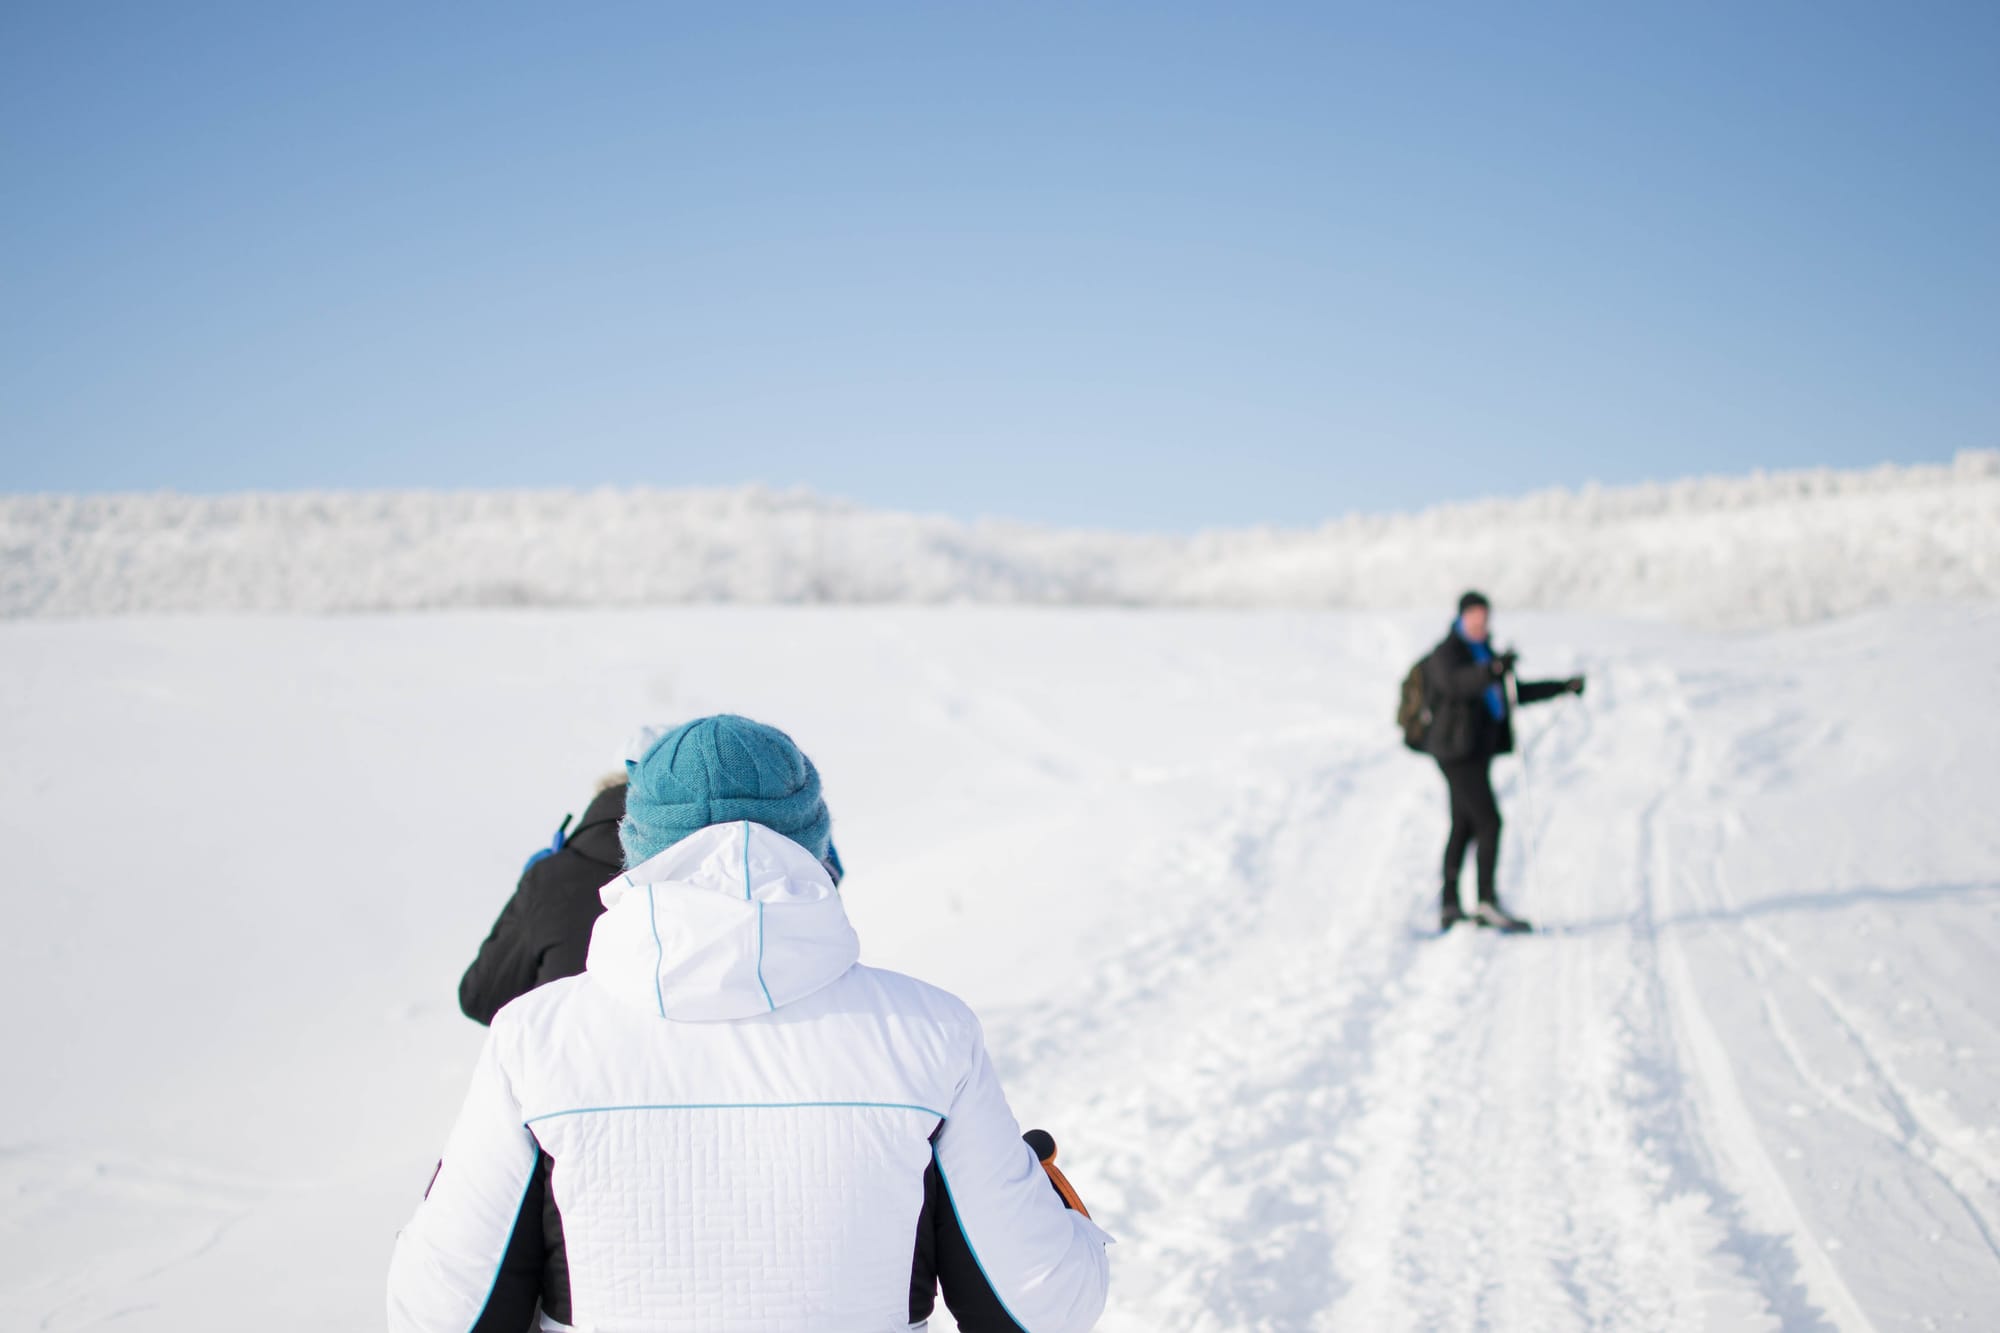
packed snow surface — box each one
[3,604,1996,1331]
[5,451,1998,626]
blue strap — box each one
[520,814,573,872]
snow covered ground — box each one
[2,602,1996,1330]
[6,451,1997,626]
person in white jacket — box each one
[389,714,1111,1332]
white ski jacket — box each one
[388,820,1111,1332]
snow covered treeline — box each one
[3,451,1995,626]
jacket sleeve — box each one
[932,1024,1111,1333]
[1515,678,1569,706]
[387,1029,544,1333]
[459,875,545,1026]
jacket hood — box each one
[585,820,860,1021]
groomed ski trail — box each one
[979,649,1993,1333]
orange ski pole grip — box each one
[1022,1128,1091,1219]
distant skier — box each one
[1421,591,1584,932]
[397,715,1110,1332]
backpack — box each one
[1396,658,1433,753]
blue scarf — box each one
[1456,619,1507,720]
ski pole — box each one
[1503,666,1539,909]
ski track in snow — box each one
[978,675,1740,1333]
[2,1148,284,1331]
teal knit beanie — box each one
[618,715,833,870]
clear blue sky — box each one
[3,2,1995,529]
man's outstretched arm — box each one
[1516,675,1584,705]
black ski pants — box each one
[1439,756,1502,909]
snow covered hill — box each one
[5,451,1997,626]
[2,603,1994,1330]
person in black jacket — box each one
[457,768,1042,1332]
[459,778,628,1025]
[1421,590,1584,933]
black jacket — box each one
[459,784,627,1026]
[1421,628,1569,763]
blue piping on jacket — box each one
[467,1142,541,1333]
[933,1145,1034,1332]
[757,902,776,1012]
[644,883,666,1018]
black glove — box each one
[1567,675,1586,695]
[1491,651,1519,677]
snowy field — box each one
[2,602,1997,1331]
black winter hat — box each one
[1458,590,1491,614]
